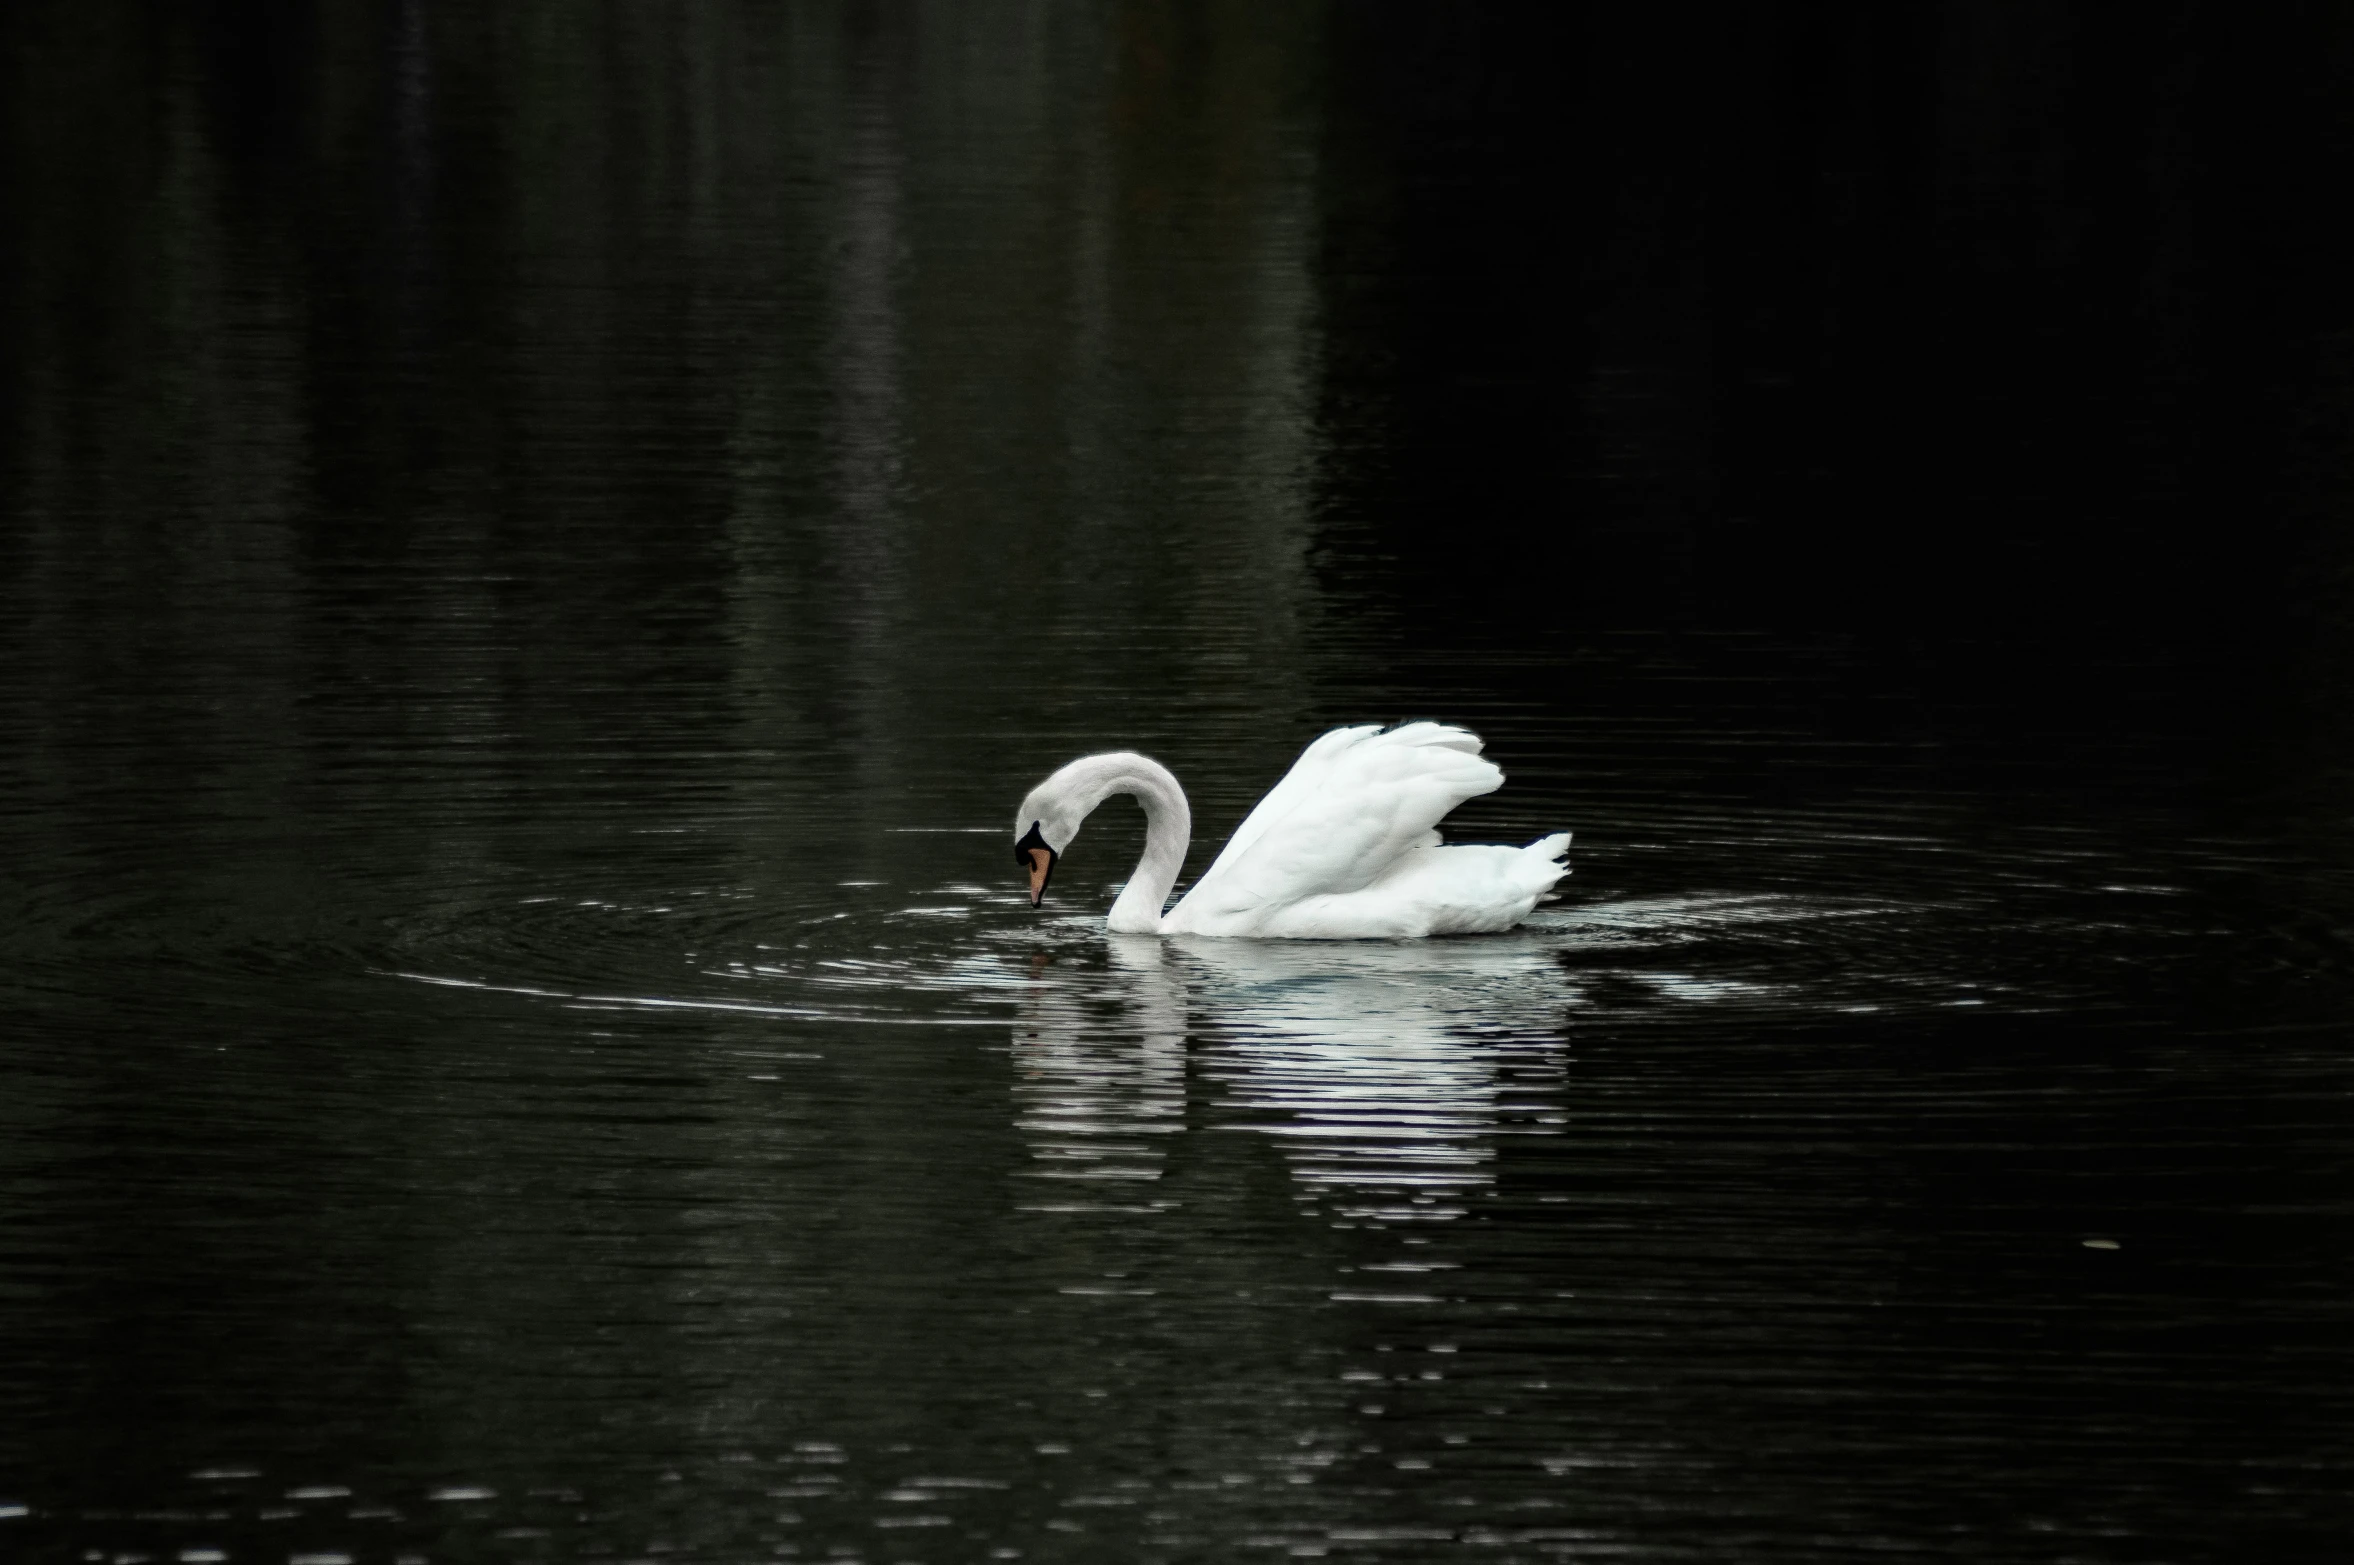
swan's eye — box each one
[1014,822,1051,865]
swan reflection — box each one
[1011,936,1572,1217]
[1010,939,1187,1206]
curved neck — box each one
[1067,754,1191,934]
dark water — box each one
[6,4,2354,1561]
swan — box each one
[1011,722,1571,939]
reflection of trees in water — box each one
[1011,936,1572,1215]
[4,1,1330,861]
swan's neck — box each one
[1073,755,1191,935]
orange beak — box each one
[1023,846,1054,907]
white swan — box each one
[1012,722,1572,939]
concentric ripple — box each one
[363,861,2202,1037]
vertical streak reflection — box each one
[828,32,906,610]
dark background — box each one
[6,4,2354,1562]
[15,2,2354,649]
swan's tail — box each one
[1525,831,1573,902]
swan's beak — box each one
[1014,822,1057,908]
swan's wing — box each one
[1204,723,1381,874]
[1176,723,1501,920]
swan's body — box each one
[1012,722,1571,939]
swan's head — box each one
[1015,751,1179,911]
[1012,779,1083,908]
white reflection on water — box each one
[1012,939,1188,1202]
[1178,938,1572,1212]
[1011,934,1572,1214]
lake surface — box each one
[5,5,2354,1562]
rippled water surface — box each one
[7,5,2354,1562]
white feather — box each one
[1013,723,1571,939]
